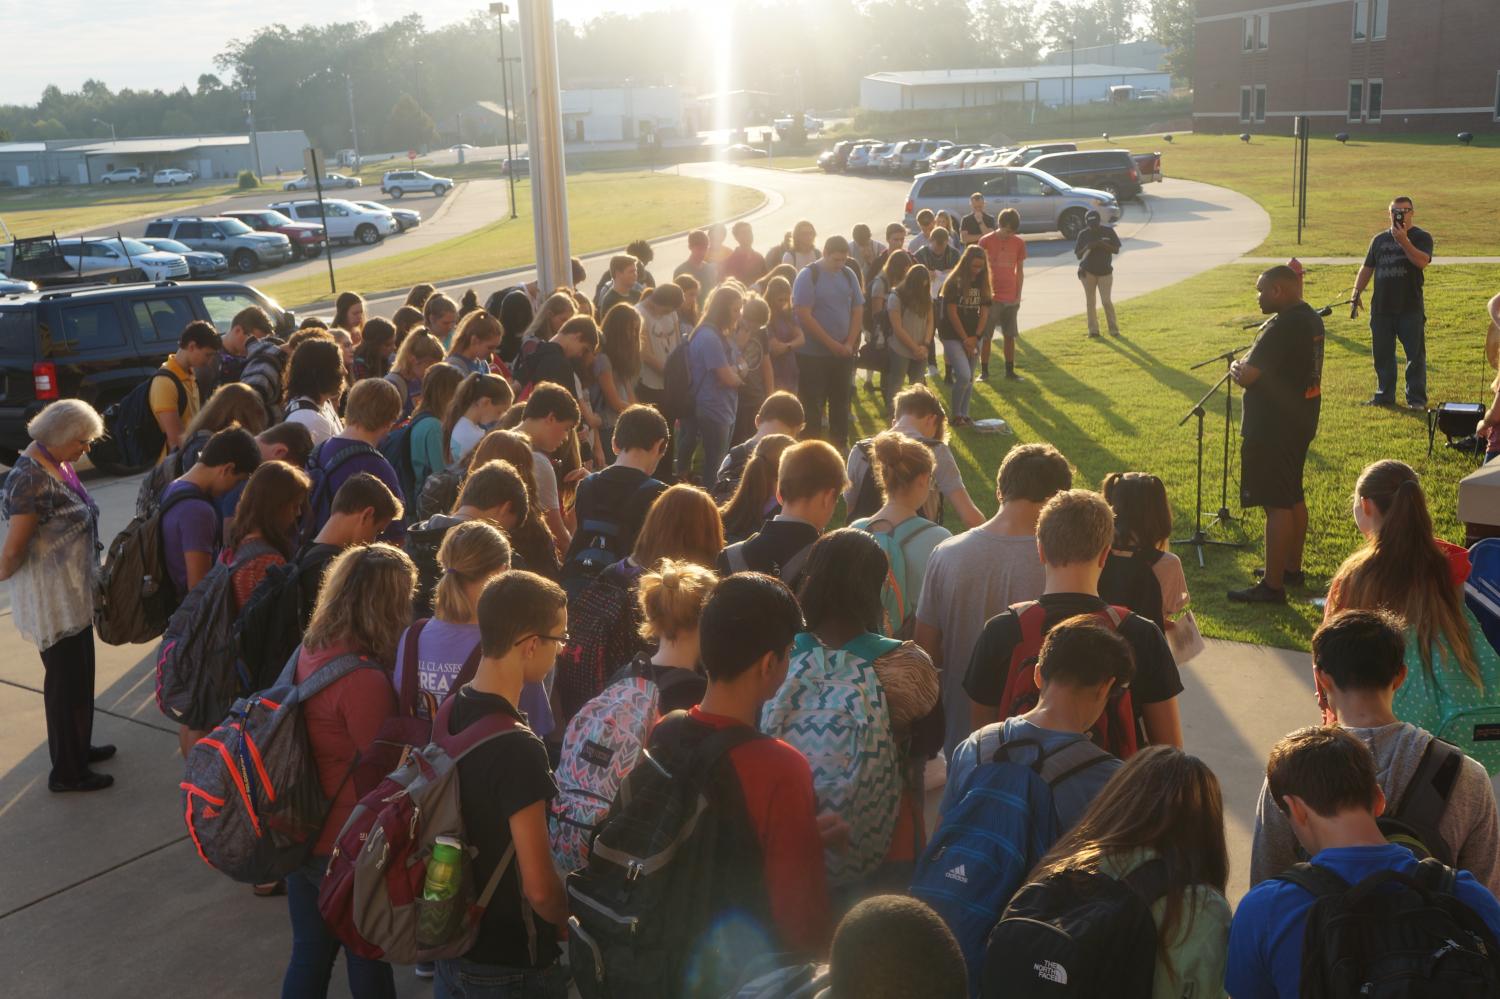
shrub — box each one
[237,170,258,190]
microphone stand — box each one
[1191,340,1255,530]
[1176,363,1247,567]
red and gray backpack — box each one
[318,695,530,965]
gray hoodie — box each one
[1250,721,1500,894]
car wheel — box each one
[1101,183,1121,200]
[233,249,258,273]
[102,178,113,185]
[356,224,379,245]
[284,182,295,191]
[345,180,357,188]
[304,245,321,258]
[432,185,448,197]
[389,187,404,199]
[289,244,305,261]
[1058,209,1087,241]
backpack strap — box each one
[294,652,382,701]
[431,692,528,760]
[1274,862,1352,899]
[321,440,381,476]
[1014,600,1046,651]
[780,541,814,584]
[1412,856,1459,895]
[396,618,431,717]
[1391,737,1462,828]
[1121,857,1170,909]
[685,722,763,790]
[724,541,750,575]
[450,639,485,695]
[1034,737,1114,786]
[154,367,188,417]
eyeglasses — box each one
[517,632,569,647]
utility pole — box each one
[491,2,520,220]
[241,89,262,178]
[1069,38,1076,129]
[346,74,360,174]
[517,0,571,288]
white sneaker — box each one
[924,754,947,792]
[415,962,435,980]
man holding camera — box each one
[1352,197,1433,409]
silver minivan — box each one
[903,167,1121,239]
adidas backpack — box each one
[318,694,529,965]
[911,735,1115,994]
[155,538,281,730]
[181,650,379,883]
[760,631,903,886]
[93,486,202,646]
[983,859,1169,998]
[851,515,949,639]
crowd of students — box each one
[4,215,1500,999]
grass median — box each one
[261,170,763,308]
[848,261,1498,650]
[0,180,270,238]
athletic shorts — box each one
[992,302,1020,340]
[1240,436,1309,509]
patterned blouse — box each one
[1,455,100,650]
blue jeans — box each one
[283,857,395,999]
[435,958,569,999]
[942,339,976,419]
[1371,311,1426,405]
[884,352,927,414]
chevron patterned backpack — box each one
[761,631,902,886]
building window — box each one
[1372,0,1388,40]
[1348,81,1364,122]
[1244,16,1255,51]
[1257,14,1269,49]
[1494,72,1500,122]
[1367,80,1383,122]
[1254,85,1267,122]
[1353,0,1369,41]
[1240,86,1253,123]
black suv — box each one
[1026,149,1143,201]
[0,280,295,466]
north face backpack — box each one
[853,515,949,639]
[302,441,382,541]
[378,412,438,523]
[155,538,281,730]
[181,650,379,884]
[760,631,903,886]
[1277,858,1500,997]
[911,735,1115,994]
[567,712,771,999]
[561,476,662,601]
[998,601,1140,759]
[555,559,646,729]
[93,486,202,646]
[982,860,1169,999]
[318,695,530,965]
[101,368,185,469]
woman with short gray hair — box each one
[1,399,113,792]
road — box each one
[0,166,1295,997]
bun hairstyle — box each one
[434,520,512,624]
[637,558,719,642]
[871,429,936,501]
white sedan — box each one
[283,172,363,191]
[154,168,194,186]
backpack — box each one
[393,618,484,722]
[155,538,281,730]
[998,601,1140,760]
[417,465,462,520]
[854,515,948,639]
[317,694,531,965]
[911,736,1115,990]
[982,860,1169,999]
[724,958,829,999]
[845,436,947,526]
[93,486,202,646]
[404,515,460,620]
[561,475,662,600]
[101,368,186,469]
[133,429,209,518]
[659,328,699,421]
[555,559,647,728]
[1378,737,1463,865]
[303,440,382,541]
[550,654,702,872]
[721,537,815,586]
[1097,547,1166,631]
[760,631,903,886]
[181,650,378,884]
[1276,858,1500,997]
[711,438,756,503]
[233,551,326,696]
[567,712,771,999]
[379,412,438,521]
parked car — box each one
[501,157,530,176]
[904,166,1120,240]
[847,143,890,173]
[153,168,194,187]
[219,209,326,260]
[136,237,228,279]
[380,169,453,198]
[817,140,854,172]
[920,143,983,174]
[1,236,145,288]
[0,281,296,468]
[143,216,293,273]
[451,143,476,151]
[1025,149,1146,201]
[353,200,421,232]
[892,139,952,175]
[266,199,397,246]
[999,143,1079,167]
[99,168,144,185]
[55,237,190,283]
[1134,151,1163,186]
[283,172,362,191]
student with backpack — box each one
[279,543,416,999]
[438,430,563,580]
[717,439,845,589]
[159,427,262,600]
[517,383,583,554]
[405,460,528,617]
[283,337,346,446]
[213,421,315,530]
[1227,726,1500,998]
[679,282,747,484]
[134,383,269,518]
[986,746,1231,999]
[198,304,275,398]
[1097,472,1192,640]
[712,390,806,503]
[432,570,571,998]
[387,362,462,509]
[151,320,221,455]
[514,314,599,399]
[561,405,668,597]
[850,431,952,639]
[306,378,406,544]
[444,373,513,466]
[1252,610,1500,893]
[963,489,1184,757]
[387,330,446,418]
[844,384,984,529]
[764,529,939,890]
[568,572,829,996]
[446,310,504,375]
[635,282,686,480]
[720,434,796,544]
[792,236,865,449]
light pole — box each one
[241,89,262,178]
[490,2,520,220]
[345,73,361,175]
[1069,38,1076,129]
[516,0,572,291]
[92,118,116,142]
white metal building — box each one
[559,87,682,143]
[0,130,310,187]
[859,65,1173,111]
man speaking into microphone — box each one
[1228,265,1325,604]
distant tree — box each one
[1039,0,1131,51]
[162,109,195,135]
[196,73,225,96]
[1147,0,1195,83]
[29,118,67,140]
[0,127,11,142]
[384,93,439,152]
[976,0,1043,65]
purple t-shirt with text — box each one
[394,618,555,738]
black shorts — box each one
[1240,436,1309,509]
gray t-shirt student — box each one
[844,433,963,524]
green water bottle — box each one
[417,836,463,947]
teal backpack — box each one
[761,631,902,886]
[852,515,949,639]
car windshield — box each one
[217,219,253,235]
[1022,168,1068,190]
[146,238,191,253]
[117,238,158,255]
[257,211,292,225]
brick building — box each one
[1192,0,1500,135]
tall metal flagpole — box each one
[517,0,571,291]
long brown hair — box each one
[880,249,913,290]
[352,317,396,379]
[600,302,643,383]
[1032,747,1229,983]
[633,484,725,569]
[1334,460,1480,686]
[414,360,464,424]
[941,244,993,302]
[894,262,932,317]
[449,310,503,358]
[443,373,513,461]
[720,433,795,540]
[186,382,269,438]
[302,543,416,665]
[228,460,311,557]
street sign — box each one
[408,149,418,162]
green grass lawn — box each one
[0,179,271,239]
[845,263,1497,650]
[261,171,763,308]
[1073,132,1500,257]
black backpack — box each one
[711,438,756,503]
[983,860,1168,999]
[404,515,459,619]
[1277,858,1500,997]
[660,328,700,422]
[561,475,662,600]
[378,412,438,523]
[1379,738,1463,865]
[233,551,328,695]
[567,712,771,999]
[103,368,186,469]
[1097,547,1166,631]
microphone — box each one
[1316,305,1334,317]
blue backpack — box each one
[851,515,948,639]
[378,412,438,522]
[911,734,1113,995]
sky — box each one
[0,0,667,105]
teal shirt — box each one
[1393,609,1500,776]
[1097,847,1230,999]
[409,414,446,489]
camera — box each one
[1392,207,1407,225]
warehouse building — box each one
[0,130,311,187]
[859,64,1172,112]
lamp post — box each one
[1069,38,1076,128]
[516,0,571,291]
[490,2,520,220]
[92,118,116,142]
[241,89,262,178]
[345,73,361,175]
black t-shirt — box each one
[1074,226,1121,276]
[1242,301,1325,444]
[962,593,1183,717]
[565,466,666,565]
[294,542,343,627]
[940,283,987,341]
[737,327,769,418]
[599,284,644,315]
[1363,227,1433,316]
[961,212,997,241]
[716,518,821,589]
[448,685,560,968]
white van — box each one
[266,199,397,246]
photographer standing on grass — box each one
[1352,196,1433,410]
